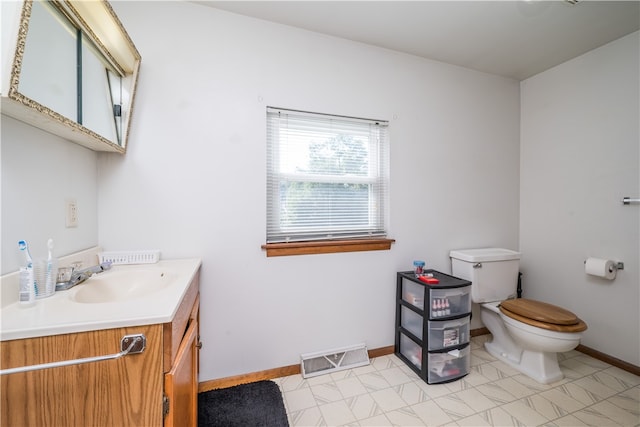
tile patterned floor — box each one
[273,335,640,426]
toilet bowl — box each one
[480,299,586,384]
[450,248,588,384]
[501,308,584,353]
[499,298,586,352]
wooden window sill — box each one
[261,238,395,257]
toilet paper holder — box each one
[583,259,624,272]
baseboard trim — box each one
[199,328,639,391]
[198,345,396,392]
[470,327,490,337]
[576,344,640,376]
[368,345,395,359]
[199,364,300,392]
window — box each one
[265,107,391,254]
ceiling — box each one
[194,1,639,80]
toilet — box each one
[450,248,587,384]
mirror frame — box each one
[1,0,140,153]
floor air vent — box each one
[300,343,370,378]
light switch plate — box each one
[66,199,78,228]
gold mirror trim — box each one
[62,1,123,76]
[63,1,141,73]
[4,0,140,153]
[7,91,125,153]
[8,0,32,101]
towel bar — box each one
[0,334,146,376]
[622,197,640,205]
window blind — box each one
[266,107,390,243]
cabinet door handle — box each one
[0,334,146,376]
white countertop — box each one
[1,258,201,341]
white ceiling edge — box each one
[192,1,640,80]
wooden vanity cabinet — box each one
[164,280,200,427]
[0,270,201,427]
[1,323,165,426]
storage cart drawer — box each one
[399,333,422,371]
[401,278,424,310]
[401,305,423,340]
[428,287,471,319]
[427,345,470,383]
[427,316,470,351]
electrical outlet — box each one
[66,199,78,228]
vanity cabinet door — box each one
[0,324,164,427]
[164,299,199,427]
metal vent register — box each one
[300,343,370,378]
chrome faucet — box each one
[55,262,112,291]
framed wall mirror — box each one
[1,0,141,153]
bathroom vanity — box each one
[0,258,201,427]
[395,270,472,384]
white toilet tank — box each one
[450,248,521,303]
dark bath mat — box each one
[198,380,289,427]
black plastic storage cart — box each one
[395,270,472,384]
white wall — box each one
[520,32,639,366]
[1,116,99,274]
[101,1,520,381]
[4,0,636,381]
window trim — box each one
[261,238,395,257]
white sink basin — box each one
[1,257,202,341]
[70,268,175,303]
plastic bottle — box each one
[413,260,425,277]
[19,267,36,306]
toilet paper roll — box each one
[585,257,616,280]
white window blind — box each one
[266,107,390,243]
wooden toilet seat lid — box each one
[499,299,588,333]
